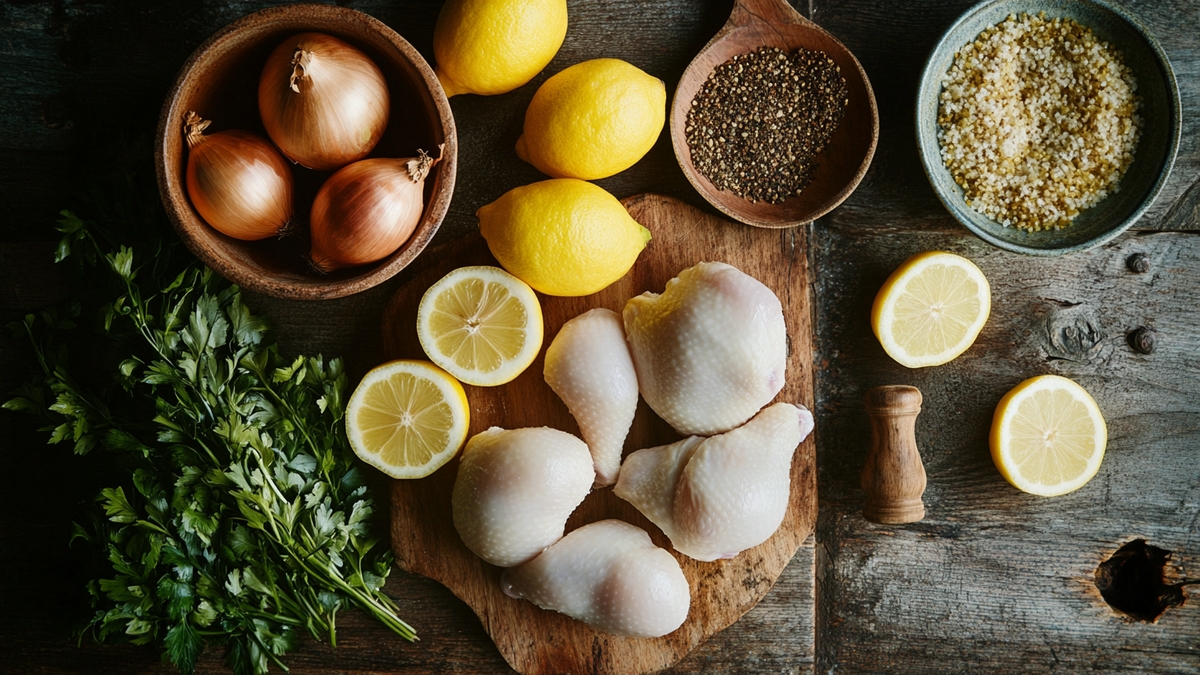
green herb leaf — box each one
[157,575,196,621]
[165,620,203,675]
[100,486,139,524]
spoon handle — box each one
[727,0,816,31]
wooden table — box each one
[1,1,1196,673]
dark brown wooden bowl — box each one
[670,0,877,229]
[156,4,456,300]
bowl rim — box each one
[914,0,1181,256]
[668,19,880,230]
[155,3,457,299]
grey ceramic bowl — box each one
[916,0,1180,256]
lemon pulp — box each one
[990,374,1107,497]
[871,251,991,368]
[346,360,469,479]
[417,266,543,386]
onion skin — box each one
[258,32,390,171]
[184,112,292,241]
[309,150,440,272]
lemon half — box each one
[346,360,470,479]
[871,251,991,368]
[990,375,1107,497]
[417,266,544,386]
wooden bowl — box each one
[916,0,1180,256]
[155,4,456,299]
[670,0,878,229]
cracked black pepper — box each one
[685,46,848,204]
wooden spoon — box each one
[670,0,879,228]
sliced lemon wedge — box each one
[346,360,470,479]
[990,375,1107,497]
[417,266,544,387]
[871,251,991,368]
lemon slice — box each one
[990,375,1107,497]
[346,360,470,479]
[417,266,544,386]
[871,251,991,368]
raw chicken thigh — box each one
[623,262,787,437]
[501,519,690,638]
[614,403,813,562]
[452,427,594,567]
[544,308,639,486]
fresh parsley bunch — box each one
[5,169,415,673]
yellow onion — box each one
[309,148,441,272]
[258,32,390,171]
[183,111,292,240]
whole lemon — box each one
[433,0,567,97]
[477,179,651,297]
[516,59,666,180]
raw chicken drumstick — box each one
[544,308,639,486]
[502,519,690,637]
[623,261,787,437]
[614,402,814,561]
[452,427,594,567]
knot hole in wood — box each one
[1094,538,1195,622]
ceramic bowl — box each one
[916,0,1179,256]
[156,4,456,299]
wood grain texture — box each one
[811,224,1200,673]
[861,385,926,524]
[381,194,817,675]
[3,0,1200,673]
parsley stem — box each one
[247,628,292,673]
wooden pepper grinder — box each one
[861,385,926,524]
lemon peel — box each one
[477,179,651,297]
[516,58,666,180]
[433,0,567,97]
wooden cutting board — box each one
[382,193,816,675]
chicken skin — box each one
[614,403,813,561]
[623,262,787,437]
[452,427,594,567]
[544,308,640,486]
[501,519,690,637]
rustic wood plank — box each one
[0,545,814,675]
[2,0,1199,673]
[810,224,1200,673]
[0,2,814,673]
